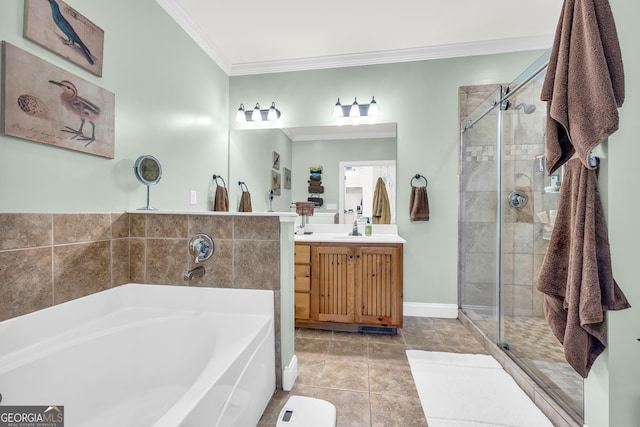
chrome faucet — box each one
[184,266,206,281]
[350,220,362,236]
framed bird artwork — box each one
[24,0,104,77]
[2,42,115,159]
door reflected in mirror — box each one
[339,161,396,224]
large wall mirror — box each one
[228,123,397,223]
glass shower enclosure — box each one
[458,51,584,423]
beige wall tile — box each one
[130,213,146,237]
[54,241,111,304]
[129,238,146,283]
[0,213,52,250]
[0,247,53,321]
[233,240,280,290]
[188,215,232,239]
[234,216,279,240]
[147,214,187,238]
[111,239,130,286]
[53,214,112,244]
[111,212,129,239]
[145,238,188,285]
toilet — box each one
[276,396,337,427]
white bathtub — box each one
[0,284,275,427]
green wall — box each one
[229,129,292,212]
[0,0,229,212]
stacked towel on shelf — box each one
[307,165,324,205]
[536,159,630,378]
[308,183,324,193]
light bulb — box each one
[333,98,343,118]
[267,102,278,121]
[251,103,262,121]
[349,98,360,117]
[235,104,246,122]
[367,96,379,116]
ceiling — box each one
[156,0,562,76]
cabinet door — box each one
[311,245,354,323]
[294,243,311,320]
[355,245,402,326]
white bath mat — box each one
[406,350,554,427]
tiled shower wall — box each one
[0,212,283,384]
[458,83,555,318]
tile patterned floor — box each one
[258,317,488,426]
[503,316,583,416]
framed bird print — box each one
[24,0,104,77]
[2,42,115,158]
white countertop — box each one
[294,224,406,244]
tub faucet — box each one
[184,266,206,281]
[350,220,362,236]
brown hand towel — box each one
[536,159,630,378]
[214,185,229,212]
[410,186,429,222]
[238,190,252,212]
[541,0,625,174]
[372,177,391,224]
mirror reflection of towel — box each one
[214,186,229,212]
[238,191,252,212]
[410,186,429,222]
[372,177,391,224]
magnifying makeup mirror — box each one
[134,155,162,210]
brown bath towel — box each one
[372,177,391,224]
[536,159,630,378]
[238,191,252,212]
[410,186,429,222]
[541,0,625,174]
[214,185,229,212]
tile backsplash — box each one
[0,212,281,322]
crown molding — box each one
[155,0,232,75]
[230,35,553,76]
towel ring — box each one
[238,181,249,192]
[212,174,226,188]
[410,174,428,187]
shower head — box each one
[515,103,536,114]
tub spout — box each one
[184,266,206,281]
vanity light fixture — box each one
[333,96,379,118]
[235,101,281,122]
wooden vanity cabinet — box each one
[295,242,403,329]
[294,243,311,320]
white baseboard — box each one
[282,355,298,391]
[404,302,458,319]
